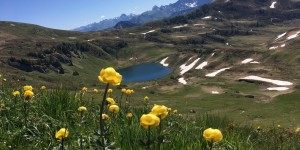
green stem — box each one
[80,112,83,150]
[61,138,64,150]
[209,141,213,150]
[119,93,123,107]
[99,83,109,150]
[147,127,151,150]
[157,116,162,150]
[23,101,27,127]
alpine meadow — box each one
[1,0,300,149]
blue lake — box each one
[118,63,172,82]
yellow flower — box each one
[40,86,46,90]
[107,89,113,93]
[24,90,34,100]
[167,108,172,111]
[55,128,69,140]
[98,67,122,86]
[102,114,109,120]
[78,106,87,112]
[121,88,126,93]
[23,85,33,91]
[130,90,134,94]
[93,89,99,93]
[13,91,20,96]
[277,125,281,128]
[144,96,149,101]
[125,89,131,95]
[82,87,88,93]
[296,128,300,133]
[127,113,133,118]
[108,105,119,113]
[150,104,168,119]
[173,110,178,114]
[203,128,223,142]
[140,114,160,129]
[106,97,115,105]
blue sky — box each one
[0,0,177,30]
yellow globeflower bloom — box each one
[140,114,160,129]
[23,85,33,91]
[93,89,99,93]
[40,86,46,90]
[173,110,178,114]
[55,128,69,140]
[82,87,88,93]
[296,128,300,133]
[144,96,149,101]
[125,89,131,95]
[106,97,116,105]
[130,90,134,94]
[13,91,20,96]
[150,104,168,119]
[107,89,113,93]
[24,90,34,100]
[78,106,87,112]
[108,105,119,113]
[98,67,122,86]
[203,128,223,142]
[102,114,109,120]
[121,88,126,93]
[127,113,133,118]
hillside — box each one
[1,0,300,126]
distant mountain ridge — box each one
[73,0,212,32]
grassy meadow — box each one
[1,71,300,150]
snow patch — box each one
[280,44,286,47]
[179,58,201,75]
[178,77,187,85]
[287,31,300,40]
[10,24,15,26]
[206,67,231,77]
[270,2,277,9]
[193,24,204,26]
[195,61,208,70]
[269,46,278,50]
[141,30,155,35]
[185,2,197,8]
[160,57,169,67]
[173,24,188,29]
[267,87,289,91]
[211,53,215,56]
[202,16,212,20]
[68,37,77,39]
[212,91,220,94]
[241,58,253,64]
[239,76,293,86]
[141,87,147,90]
[275,32,286,41]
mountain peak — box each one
[73,0,212,32]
